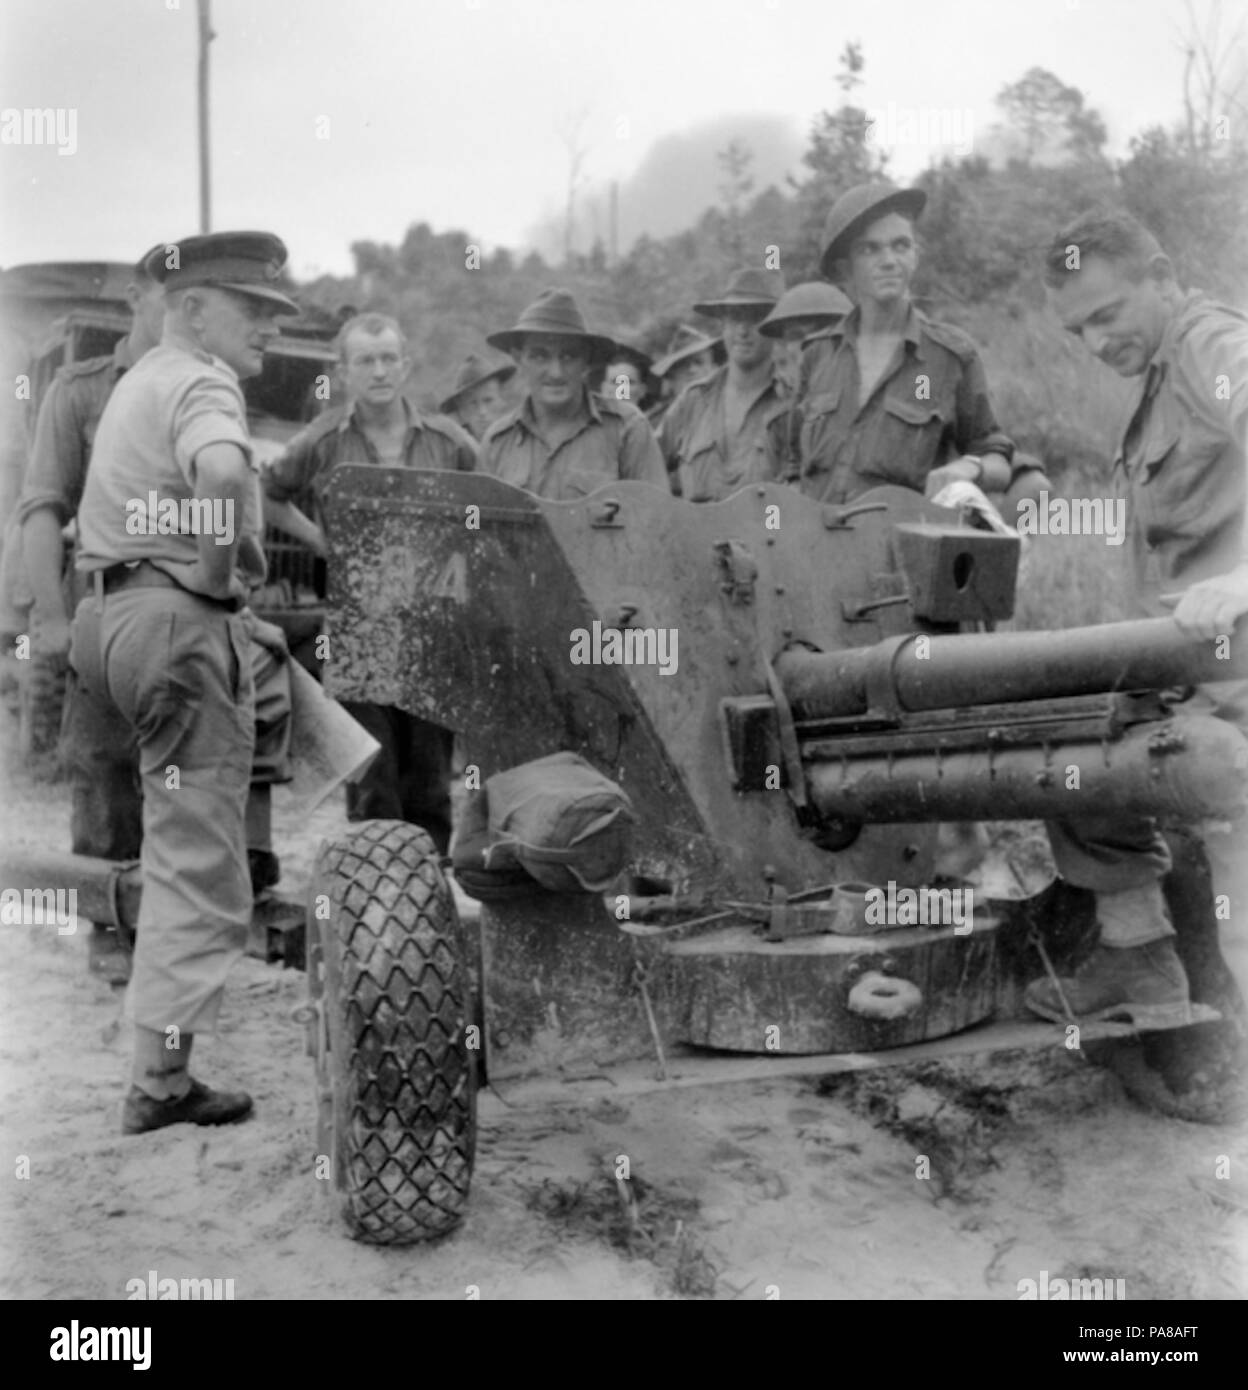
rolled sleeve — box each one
[172,377,252,482]
[260,426,320,502]
[955,352,1014,463]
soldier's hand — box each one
[1162,566,1248,642]
[925,457,982,498]
[30,608,72,662]
[246,615,289,663]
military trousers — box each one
[63,596,292,861]
[71,586,255,1034]
[1048,680,1248,947]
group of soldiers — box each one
[10,180,1248,1133]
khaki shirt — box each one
[261,397,478,510]
[482,391,666,500]
[16,337,140,527]
[657,363,787,502]
[775,304,1014,503]
[76,343,260,597]
[1116,291,1248,618]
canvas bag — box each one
[481,752,635,893]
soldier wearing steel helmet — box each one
[777,183,1047,520]
[760,281,853,393]
[758,281,852,480]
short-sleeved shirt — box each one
[481,391,666,500]
[1115,291,1248,619]
[261,398,479,517]
[774,304,1015,504]
[76,342,260,599]
[657,364,788,502]
[16,337,139,527]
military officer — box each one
[657,269,789,502]
[74,230,300,1134]
[17,249,292,988]
[481,289,666,500]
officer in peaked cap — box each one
[439,351,517,441]
[657,268,789,502]
[144,230,301,314]
[74,229,299,1135]
[18,239,296,988]
[481,289,666,499]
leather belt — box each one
[95,561,244,611]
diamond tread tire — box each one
[310,819,476,1244]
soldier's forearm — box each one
[262,496,327,558]
[194,443,251,597]
[20,508,69,618]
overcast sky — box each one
[0,0,1237,280]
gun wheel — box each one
[307,819,476,1243]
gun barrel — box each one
[777,618,1248,722]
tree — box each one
[1174,0,1248,164]
[715,139,755,261]
[1121,125,1248,304]
[994,68,1107,165]
[789,42,889,278]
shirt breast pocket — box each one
[877,395,947,490]
[680,435,726,500]
[799,389,844,474]
[1136,425,1233,542]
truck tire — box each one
[308,819,476,1244]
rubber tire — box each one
[309,819,476,1244]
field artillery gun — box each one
[297,469,1245,1241]
[5,470,1244,1244]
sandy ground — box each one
[2,709,1247,1302]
